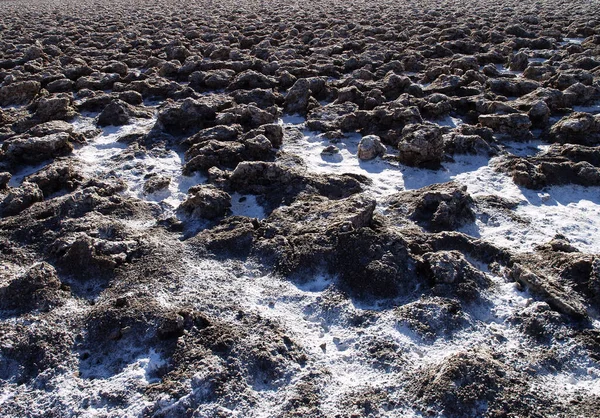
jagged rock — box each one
[227,69,277,90]
[157,95,233,134]
[478,113,532,138]
[25,160,84,197]
[398,123,444,166]
[444,133,495,156]
[2,132,73,165]
[33,94,77,122]
[178,185,231,219]
[143,175,171,195]
[284,77,327,114]
[357,135,386,160]
[387,182,475,232]
[548,112,600,145]
[527,100,551,127]
[0,80,41,106]
[184,140,246,173]
[509,263,587,318]
[244,134,273,159]
[97,99,153,127]
[508,51,529,71]
[0,182,44,216]
[185,124,242,146]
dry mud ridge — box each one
[1,0,600,416]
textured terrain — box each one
[1,0,600,416]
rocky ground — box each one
[1,0,600,416]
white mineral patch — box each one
[71,114,206,217]
[230,192,266,219]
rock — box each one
[46,79,74,93]
[0,172,11,189]
[184,140,246,173]
[143,175,171,195]
[0,182,44,216]
[421,250,489,300]
[0,262,65,312]
[51,230,137,277]
[306,102,359,132]
[190,216,256,256]
[3,132,73,165]
[387,182,475,232]
[157,95,233,134]
[185,124,242,146]
[27,120,76,138]
[398,123,444,166]
[410,348,538,417]
[231,88,283,108]
[97,99,150,127]
[508,51,529,71]
[321,145,340,155]
[25,160,84,197]
[444,133,495,156]
[178,185,231,219]
[478,113,532,138]
[527,100,550,127]
[548,112,600,145]
[357,135,386,160]
[0,80,41,106]
[227,69,277,90]
[34,94,77,122]
[509,263,587,318]
[244,134,274,159]
[284,77,327,115]
[102,61,129,77]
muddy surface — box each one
[1,0,600,416]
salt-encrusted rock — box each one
[410,348,539,417]
[97,99,153,127]
[0,80,41,106]
[244,134,273,160]
[284,77,327,115]
[548,112,600,145]
[184,140,246,173]
[478,113,532,138]
[0,182,44,216]
[227,69,277,90]
[157,95,233,134]
[185,124,242,146]
[357,135,386,160]
[444,133,495,156]
[34,94,77,122]
[387,182,475,232]
[509,263,587,318]
[398,123,444,166]
[321,145,340,155]
[179,185,231,219]
[143,175,171,195]
[3,132,73,164]
[23,160,82,198]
